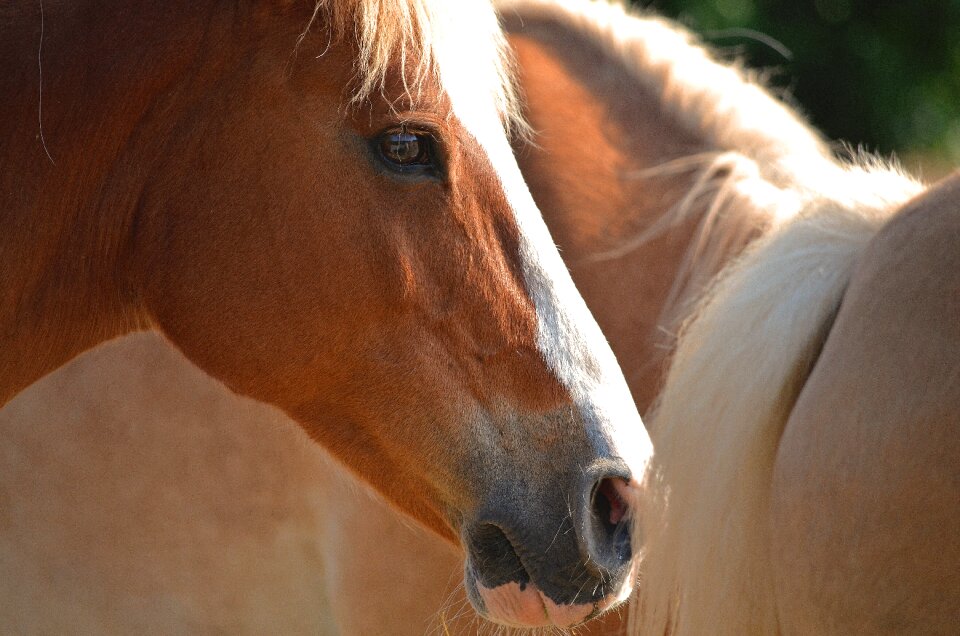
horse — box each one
[5,1,958,634]
[0,0,654,628]
[0,0,781,632]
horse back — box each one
[771,171,960,634]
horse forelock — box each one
[303,0,528,137]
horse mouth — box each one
[471,577,596,628]
[461,521,637,628]
[463,558,638,628]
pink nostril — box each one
[584,470,634,572]
[596,478,629,525]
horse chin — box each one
[476,579,589,627]
[463,559,638,628]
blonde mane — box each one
[498,0,837,329]
[499,2,927,635]
[500,0,923,350]
[303,0,527,135]
[498,0,832,179]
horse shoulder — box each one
[770,171,960,635]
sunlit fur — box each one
[633,165,921,636]
[306,0,527,135]
[498,0,830,173]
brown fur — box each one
[0,0,631,535]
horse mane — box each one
[498,0,923,362]
[303,0,527,135]
[499,2,927,634]
[498,0,831,177]
[498,0,845,330]
[633,161,923,636]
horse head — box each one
[1,0,652,626]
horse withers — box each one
[0,0,651,626]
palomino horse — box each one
[0,0,654,628]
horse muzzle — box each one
[461,463,639,628]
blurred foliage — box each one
[636,0,960,169]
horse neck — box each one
[507,10,798,412]
[0,2,220,404]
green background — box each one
[636,0,960,175]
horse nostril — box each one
[595,478,628,526]
[589,476,633,566]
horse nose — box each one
[580,468,634,574]
[464,461,640,627]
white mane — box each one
[499,2,926,634]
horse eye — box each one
[377,129,434,170]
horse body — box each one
[1,0,653,627]
[0,335,339,635]
[770,173,960,635]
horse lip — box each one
[462,525,629,628]
[464,564,606,628]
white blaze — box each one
[430,1,653,478]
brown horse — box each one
[2,0,772,632]
[0,0,653,627]
[5,0,958,634]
